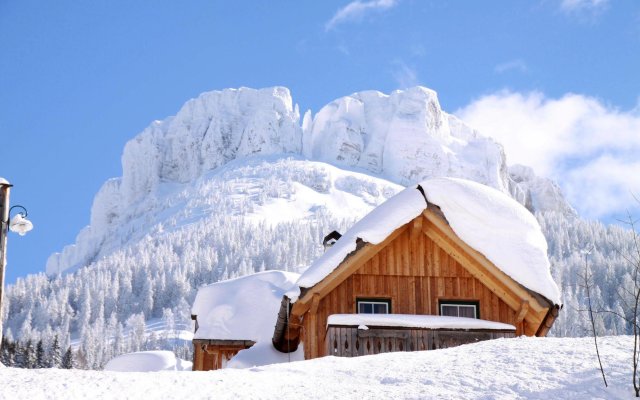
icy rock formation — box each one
[303,87,509,191]
[47,87,302,275]
[122,87,302,205]
[508,164,576,217]
[46,86,567,276]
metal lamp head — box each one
[9,213,33,236]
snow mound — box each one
[191,270,300,342]
[423,177,561,305]
[226,341,304,369]
[327,314,515,331]
[103,351,191,372]
[295,177,560,305]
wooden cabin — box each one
[273,179,561,360]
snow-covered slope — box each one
[0,336,633,399]
[46,86,526,276]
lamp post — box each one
[0,178,33,343]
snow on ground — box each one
[104,351,192,372]
[1,336,635,399]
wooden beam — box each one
[310,293,321,314]
[422,209,547,315]
[422,222,521,311]
[516,300,529,323]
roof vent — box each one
[322,231,342,251]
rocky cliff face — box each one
[303,87,509,190]
[46,86,573,276]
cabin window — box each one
[356,298,391,314]
[439,300,479,319]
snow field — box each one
[0,336,634,399]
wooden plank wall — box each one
[326,326,516,357]
[303,219,518,359]
[192,345,245,371]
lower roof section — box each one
[327,314,516,331]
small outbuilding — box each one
[191,270,300,370]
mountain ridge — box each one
[46,86,573,276]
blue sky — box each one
[1,0,639,283]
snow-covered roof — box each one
[294,177,561,305]
[327,314,515,331]
[422,178,561,305]
[191,270,300,341]
[295,186,427,290]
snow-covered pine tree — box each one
[23,340,36,369]
[35,339,45,368]
[49,335,62,368]
[61,347,73,369]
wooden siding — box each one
[302,221,520,359]
[192,340,255,371]
[326,325,516,357]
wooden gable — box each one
[288,209,557,359]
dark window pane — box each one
[373,303,388,314]
[459,305,476,318]
[359,303,373,314]
[441,305,458,317]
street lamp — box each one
[0,178,33,343]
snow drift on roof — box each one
[191,270,300,341]
[294,177,560,305]
[422,177,561,305]
[294,186,427,291]
[327,314,515,331]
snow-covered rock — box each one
[303,87,509,190]
[508,164,577,217]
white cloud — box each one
[391,61,419,89]
[559,0,609,15]
[456,90,640,220]
[325,0,398,31]
[494,59,528,74]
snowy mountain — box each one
[4,85,629,370]
[46,86,561,277]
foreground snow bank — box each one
[103,351,192,372]
[0,336,634,399]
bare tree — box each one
[578,246,608,387]
[618,211,640,397]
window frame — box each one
[356,298,392,314]
[438,299,480,319]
